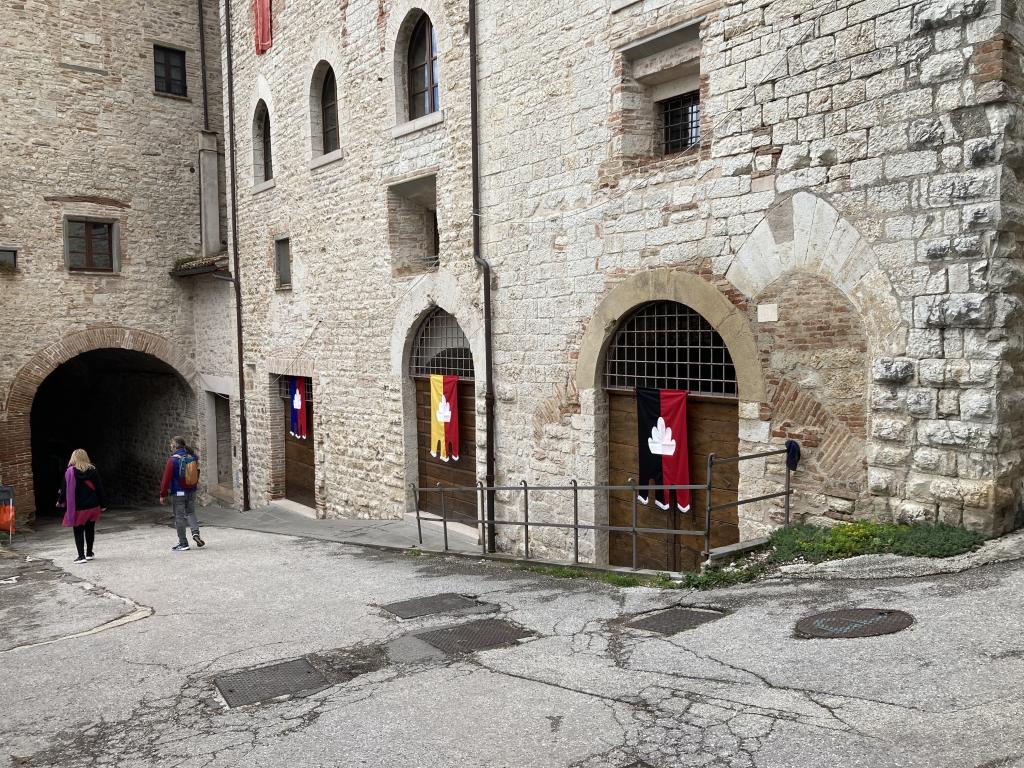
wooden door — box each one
[607,392,738,571]
[285,393,315,508]
[415,378,477,524]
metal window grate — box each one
[660,91,700,155]
[410,308,474,380]
[278,376,313,403]
[603,301,737,396]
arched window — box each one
[410,307,473,379]
[321,68,339,154]
[603,301,737,396]
[253,100,273,183]
[407,15,438,121]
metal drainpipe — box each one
[197,0,210,131]
[468,0,496,551]
[223,0,252,511]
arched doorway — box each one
[603,301,739,571]
[410,307,476,523]
[30,349,196,516]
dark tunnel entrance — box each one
[30,349,196,517]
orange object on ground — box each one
[0,502,14,535]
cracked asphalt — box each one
[3,513,1024,768]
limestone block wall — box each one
[0,0,228,521]
[473,0,1021,543]
[221,0,485,517]
[223,0,1023,544]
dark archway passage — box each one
[30,349,196,517]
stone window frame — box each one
[609,18,709,169]
[153,44,187,98]
[308,61,344,168]
[0,246,17,274]
[391,7,446,138]
[252,99,274,187]
[274,234,292,290]
[62,216,121,274]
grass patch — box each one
[769,521,984,563]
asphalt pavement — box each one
[3,509,1023,768]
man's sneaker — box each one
[73,556,87,564]
[171,543,190,552]
[85,553,95,561]
[192,533,205,548]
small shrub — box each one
[768,521,984,563]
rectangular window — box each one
[66,220,115,272]
[0,249,16,271]
[659,91,700,155]
[275,237,291,288]
[154,45,187,97]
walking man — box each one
[159,436,206,551]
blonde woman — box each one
[56,449,106,564]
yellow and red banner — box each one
[429,374,460,462]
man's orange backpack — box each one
[177,454,200,490]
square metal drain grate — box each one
[417,618,534,655]
[215,658,329,708]
[382,593,480,619]
[627,607,724,635]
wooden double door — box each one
[607,391,739,571]
[415,377,477,524]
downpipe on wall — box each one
[468,0,497,552]
[222,0,252,511]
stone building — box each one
[219,0,1024,571]
[0,0,238,522]
[5,0,1024,573]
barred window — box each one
[410,307,474,379]
[603,301,736,396]
[659,91,700,155]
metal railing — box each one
[410,445,796,572]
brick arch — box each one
[756,273,870,507]
[1,327,196,521]
[725,190,907,355]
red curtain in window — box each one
[253,0,272,54]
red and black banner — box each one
[636,388,690,512]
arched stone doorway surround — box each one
[390,271,485,515]
[575,269,766,562]
[576,192,906,545]
[1,327,197,523]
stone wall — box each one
[221,0,1022,547]
[0,0,230,523]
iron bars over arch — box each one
[603,300,738,396]
[410,307,475,380]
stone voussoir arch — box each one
[725,190,906,356]
[390,270,485,382]
[1,326,197,521]
[576,268,766,402]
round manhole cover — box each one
[795,609,914,639]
